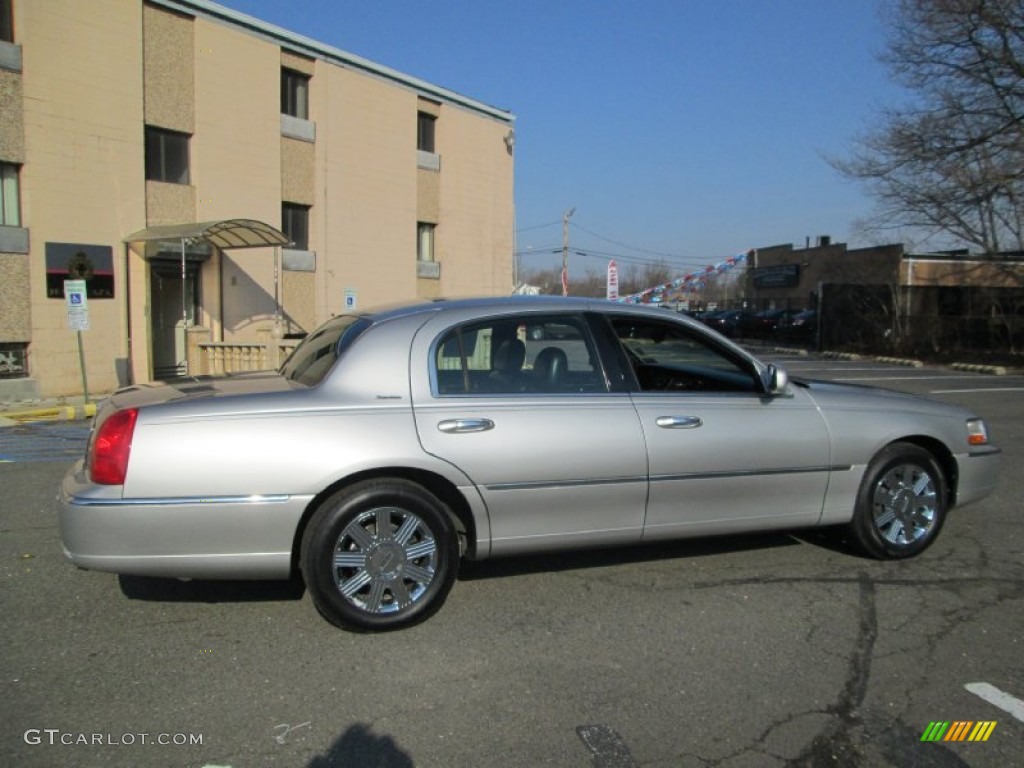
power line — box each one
[569,220,684,259]
[517,214,747,272]
[515,220,562,233]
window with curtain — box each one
[417,222,435,262]
[0,163,20,226]
[417,112,436,153]
[281,69,310,119]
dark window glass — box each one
[417,112,436,153]
[0,0,12,43]
[608,315,758,393]
[282,203,310,250]
[145,127,190,184]
[281,69,309,119]
[280,315,370,385]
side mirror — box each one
[763,364,788,395]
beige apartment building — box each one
[0,0,515,400]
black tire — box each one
[848,442,947,560]
[300,479,459,631]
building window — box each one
[417,112,436,153]
[0,342,28,379]
[281,69,309,120]
[0,162,19,226]
[0,0,12,43]
[145,127,190,184]
[417,223,435,262]
[282,203,310,250]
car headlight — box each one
[966,418,989,446]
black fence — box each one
[819,284,1024,360]
[707,284,1024,362]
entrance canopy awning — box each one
[124,219,291,250]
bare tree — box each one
[619,261,675,296]
[832,0,1024,252]
[521,261,678,299]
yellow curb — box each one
[2,403,97,423]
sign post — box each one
[64,279,90,404]
[606,260,619,301]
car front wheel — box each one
[301,479,459,631]
[849,442,947,559]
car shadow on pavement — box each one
[118,574,306,603]
[113,529,862,602]
[457,530,812,581]
[788,527,864,557]
[307,723,414,768]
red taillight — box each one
[90,408,138,485]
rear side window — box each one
[433,314,606,395]
[280,316,371,385]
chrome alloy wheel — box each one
[871,463,938,546]
[331,506,438,614]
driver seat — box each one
[532,346,568,391]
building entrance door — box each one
[150,259,200,378]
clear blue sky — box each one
[219,0,905,276]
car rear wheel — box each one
[849,442,947,559]
[301,479,459,631]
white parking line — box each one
[931,387,1024,394]
[965,683,1024,723]
[836,376,984,382]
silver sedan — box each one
[59,296,1001,631]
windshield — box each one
[279,315,372,385]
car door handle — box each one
[656,416,703,429]
[437,418,495,434]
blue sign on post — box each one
[63,279,90,402]
[64,279,90,331]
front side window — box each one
[608,315,760,393]
[434,315,605,396]
[0,162,20,226]
[282,203,310,250]
[417,112,436,153]
[281,69,309,119]
[145,127,190,184]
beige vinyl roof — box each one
[124,219,291,249]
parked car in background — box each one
[60,296,1000,631]
[751,308,801,338]
[778,309,817,342]
[700,309,759,338]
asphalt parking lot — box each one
[1,355,1021,767]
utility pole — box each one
[561,207,575,296]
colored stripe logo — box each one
[921,721,997,742]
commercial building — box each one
[0,0,516,400]
[748,238,1024,354]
